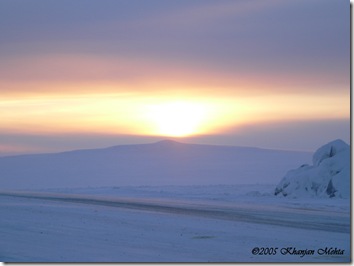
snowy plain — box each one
[0,140,350,262]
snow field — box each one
[0,140,350,262]
[0,188,350,262]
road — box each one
[0,190,350,234]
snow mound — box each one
[274,139,350,199]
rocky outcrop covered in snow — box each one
[275,139,350,198]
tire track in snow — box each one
[0,191,349,234]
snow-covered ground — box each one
[0,140,350,262]
[0,184,350,262]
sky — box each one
[0,0,350,155]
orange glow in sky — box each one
[0,0,349,153]
[0,90,349,138]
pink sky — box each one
[0,0,350,154]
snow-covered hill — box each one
[275,139,350,198]
[0,140,312,189]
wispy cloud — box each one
[0,0,349,152]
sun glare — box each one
[145,101,210,137]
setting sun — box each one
[144,101,210,137]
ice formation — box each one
[275,139,350,198]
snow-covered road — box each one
[0,191,349,234]
[0,190,350,262]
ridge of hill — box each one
[0,140,312,189]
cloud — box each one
[0,0,348,101]
[184,118,350,152]
[0,132,164,155]
[0,50,349,100]
[138,0,284,29]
